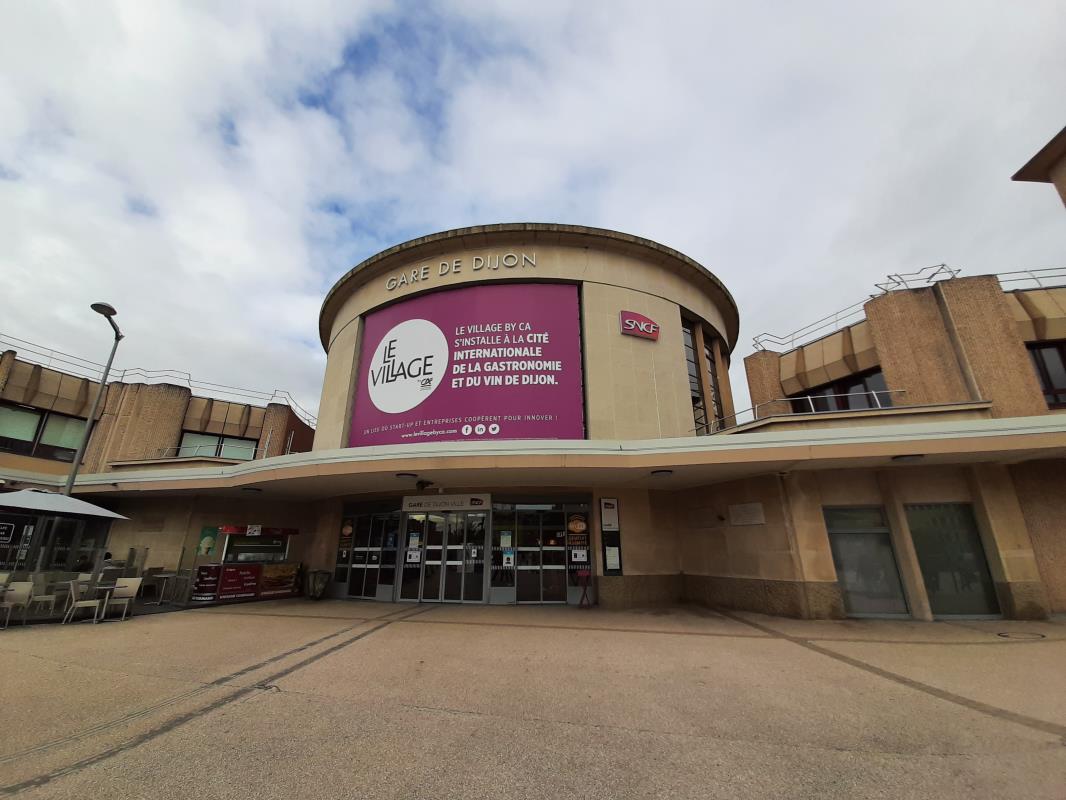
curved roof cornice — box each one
[318,222,740,352]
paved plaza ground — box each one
[1,600,1065,799]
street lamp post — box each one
[62,302,124,496]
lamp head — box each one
[90,302,117,317]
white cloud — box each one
[0,0,1064,420]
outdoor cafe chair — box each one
[29,573,58,618]
[104,578,142,621]
[0,571,11,587]
[2,582,33,629]
[62,579,103,624]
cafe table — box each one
[88,582,117,622]
[150,573,177,605]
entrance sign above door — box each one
[619,310,660,341]
[402,494,490,512]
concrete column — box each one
[934,277,1049,419]
[864,288,970,407]
[743,351,791,420]
[966,464,1050,619]
[876,470,934,621]
[0,350,15,392]
[313,317,362,450]
[779,472,845,619]
[711,337,736,423]
[307,500,344,571]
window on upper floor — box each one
[176,431,258,460]
[0,402,86,462]
[788,369,893,413]
[1028,341,1066,408]
[681,321,710,435]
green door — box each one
[905,504,1000,616]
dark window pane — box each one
[542,549,566,566]
[905,504,999,616]
[541,569,567,602]
[421,563,441,600]
[1041,346,1066,389]
[363,567,379,597]
[348,567,365,596]
[354,516,371,548]
[829,532,908,615]
[516,570,540,602]
[369,517,385,548]
[824,507,887,531]
[541,512,565,546]
[517,511,540,547]
[425,515,445,547]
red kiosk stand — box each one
[189,525,301,604]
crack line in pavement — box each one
[397,702,1064,759]
[716,610,1066,741]
[390,616,1062,646]
[0,603,425,777]
[395,617,768,639]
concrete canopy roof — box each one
[45,415,1066,501]
[318,223,742,352]
[1012,125,1066,182]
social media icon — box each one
[488,424,500,434]
[474,424,486,435]
[461,424,473,435]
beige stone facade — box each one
[313,224,739,448]
[0,351,314,481]
[3,217,1065,621]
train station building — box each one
[2,129,1065,620]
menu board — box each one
[218,564,262,600]
[259,563,300,598]
[190,565,222,602]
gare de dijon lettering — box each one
[385,251,536,291]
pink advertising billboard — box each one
[349,283,585,446]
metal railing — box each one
[153,443,260,461]
[752,265,960,352]
[0,332,317,428]
[873,263,960,292]
[715,389,908,431]
[996,267,1066,291]
[751,298,869,352]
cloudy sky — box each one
[1,0,1064,419]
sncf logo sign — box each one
[619,310,660,341]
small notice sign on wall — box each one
[728,503,766,526]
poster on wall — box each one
[196,527,218,557]
[350,283,585,446]
[599,498,620,532]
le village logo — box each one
[384,251,536,291]
[367,319,449,414]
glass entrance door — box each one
[346,512,400,600]
[906,503,1000,616]
[442,512,487,602]
[398,512,487,603]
